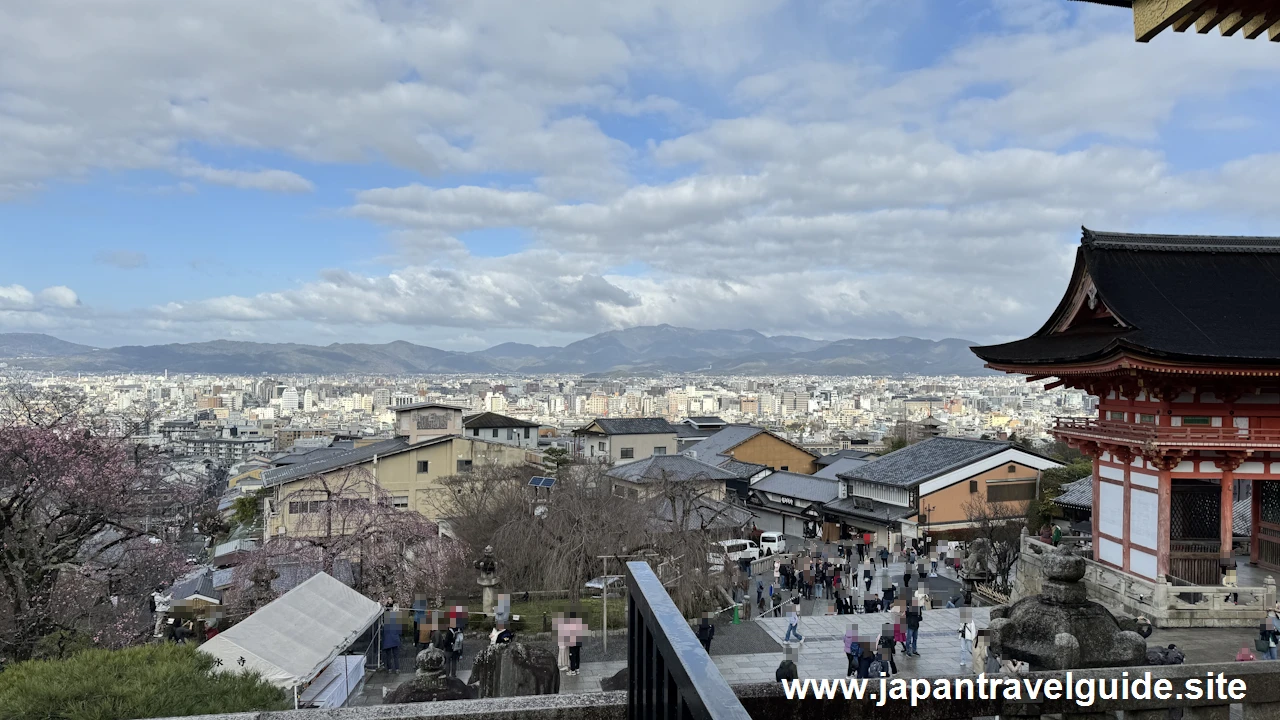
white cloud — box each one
[37,286,80,309]
[5,1,1280,346]
[181,165,314,193]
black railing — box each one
[625,561,750,720]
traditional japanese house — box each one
[973,229,1280,585]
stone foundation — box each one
[1013,536,1273,628]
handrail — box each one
[1054,417,1280,447]
[626,561,751,720]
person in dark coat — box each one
[864,593,881,614]
[697,616,716,653]
[877,623,898,675]
[883,583,897,607]
[879,546,889,569]
[381,604,403,673]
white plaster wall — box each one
[1099,537,1124,566]
[1131,471,1158,489]
[1130,549,1157,580]
[1099,465,1125,482]
[1130,489,1158,549]
[1099,481,1125,539]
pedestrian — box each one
[905,601,922,656]
[959,609,977,669]
[857,540,865,562]
[879,546,889,569]
[1052,524,1063,546]
[883,582,897,607]
[903,569,912,591]
[946,595,958,609]
[784,602,804,643]
[1257,620,1278,661]
[697,615,716,653]
[381,603,402,673]
[844,624,860,677]
[776,650,800,682]
[877,622,898,675]
[930,552,939,576]
[448,622,464,677]
[568,620,582,676]
[863,561,873,592]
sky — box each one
[2,0,1279,351]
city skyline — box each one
[4,1,1279,350]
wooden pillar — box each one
[1252,479,1262,565]
[1220,469,1235,562]
[1157,467,1172,578]
[1092,451,1102,564]
[1121,450,1133,573]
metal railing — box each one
[625,561,750,720]
[1054,416,1280,449]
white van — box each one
[758,532,786,555]
[707,539,760,566]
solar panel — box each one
[529,475,556,487]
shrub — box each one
[0,643,290,720]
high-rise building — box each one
[279,387,299,412]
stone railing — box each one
[749,552,796,580]
[151,662,1280,720]
[1016,535,1274,628]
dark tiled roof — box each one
[816,449,877,466]
[717,458,769,478]
[1052,477,1094,511]
[813,457,870,479]
[685,425,763,460]
[750,471,840,503]
[170,567,221,605]
[580,418,676,435]
[974,228,1280,366]
[607,454,737,484]
[837,437,1012,488]
[463,412,539,429]
[260,437,415,488]
[823,496,918,524]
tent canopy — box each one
[198,572,381,688]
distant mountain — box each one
[0,333,97,358]
[0,327,993,375]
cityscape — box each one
[3,1,1280,719]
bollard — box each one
[732,604,740,624]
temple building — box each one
[973,229,1280,586]
[1074,0,1280,42]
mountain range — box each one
[0,326,992,375]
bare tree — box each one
[237,467,461,609]
[961,495,1025,594]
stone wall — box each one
[151,662,1280,720]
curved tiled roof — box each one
[974,228,1280,366]
[837,437,1013,488]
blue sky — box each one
[2,0,1279,350]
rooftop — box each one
[837,436,1016,488]
[576,418,676,436]
[606,454,739,484]
[973,228,1280,369]
[749,471,840,504]
[392,401,465,413]
[260,436,417,487]
[463,411,540,429]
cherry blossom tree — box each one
[0,385,198,661]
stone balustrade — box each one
[151,662,1280,720]
[1015,536,1274,628]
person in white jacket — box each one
[958,608,977,668]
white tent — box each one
[199,572,382,690]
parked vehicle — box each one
[707,539,760,566]
[759,532,786,555]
